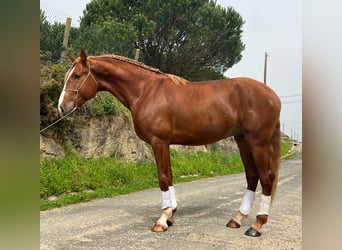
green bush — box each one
[40,61,127,117]
[91,92,128,115]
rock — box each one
[171,145,208,153]
[171,137,238,155]
[40,135,65,159]
[46,195,58,201]
[58,114,152,162]
[207,137,239,155]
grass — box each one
[280,141,299,161]
[40,156,159,210]
[281,140,292,156]
[40,140,292,210]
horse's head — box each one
[58,49,98,116]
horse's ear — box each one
[80,48,87,65]
[68,53,76,63]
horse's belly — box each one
[171,133,232,146]
[170,122,239,146]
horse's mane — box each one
[95,54,188,85]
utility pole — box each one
[60,17,72,63]
[263,52,268,84]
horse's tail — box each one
[270,120,281,203]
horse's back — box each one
[193,76,281,116]
[134,76,280,145]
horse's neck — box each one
[93,59,154,110]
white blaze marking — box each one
[58,66,75,109]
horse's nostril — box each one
[59,106,65,116]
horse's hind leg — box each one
[243,128,280,237]
[238,142,272,237]
[227,135,259,229]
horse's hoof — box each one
[245,227,262,237]
[151,223,167,232]
[167,208,177,226]
[167,219,174,227]
[226,219,241,228]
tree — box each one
[40,10,64,62]
[73,20,138,57]
[73,0,141,58]
[78,0,245,81]
[40,10,80,63]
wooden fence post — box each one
[134,48,140,61]
[60,17,72,63]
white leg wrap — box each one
[257,194,271,216]
[169,186,177,209]
[161,186,177,210]
[239,190,255,215]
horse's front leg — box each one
[150,138,178,232]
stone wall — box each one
[40,114,238,162]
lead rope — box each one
[40,63,98,133]
[40,107,77,133]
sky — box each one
[40,0,302,142]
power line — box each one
[280,94,302,104]
[269,54,301,64]
[281,100,302,104]
[284,120,302,125]
[280,94,302,98]
[244,40,265,55]
[243,38,301,69]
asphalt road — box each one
[40,154,302,250]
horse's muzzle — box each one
[58,106,66,117]
[58,103,75,117]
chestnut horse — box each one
[58,49,281,237]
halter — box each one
[63,62,99,107]
[40,62,99,133]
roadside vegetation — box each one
[280,141,299,160]
[281,141,292,156]
[40,140,293,210]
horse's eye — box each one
[73,74,81,80]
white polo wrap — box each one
[257,194,272,216]
[239,190,255,215]
[161,186,177,210]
